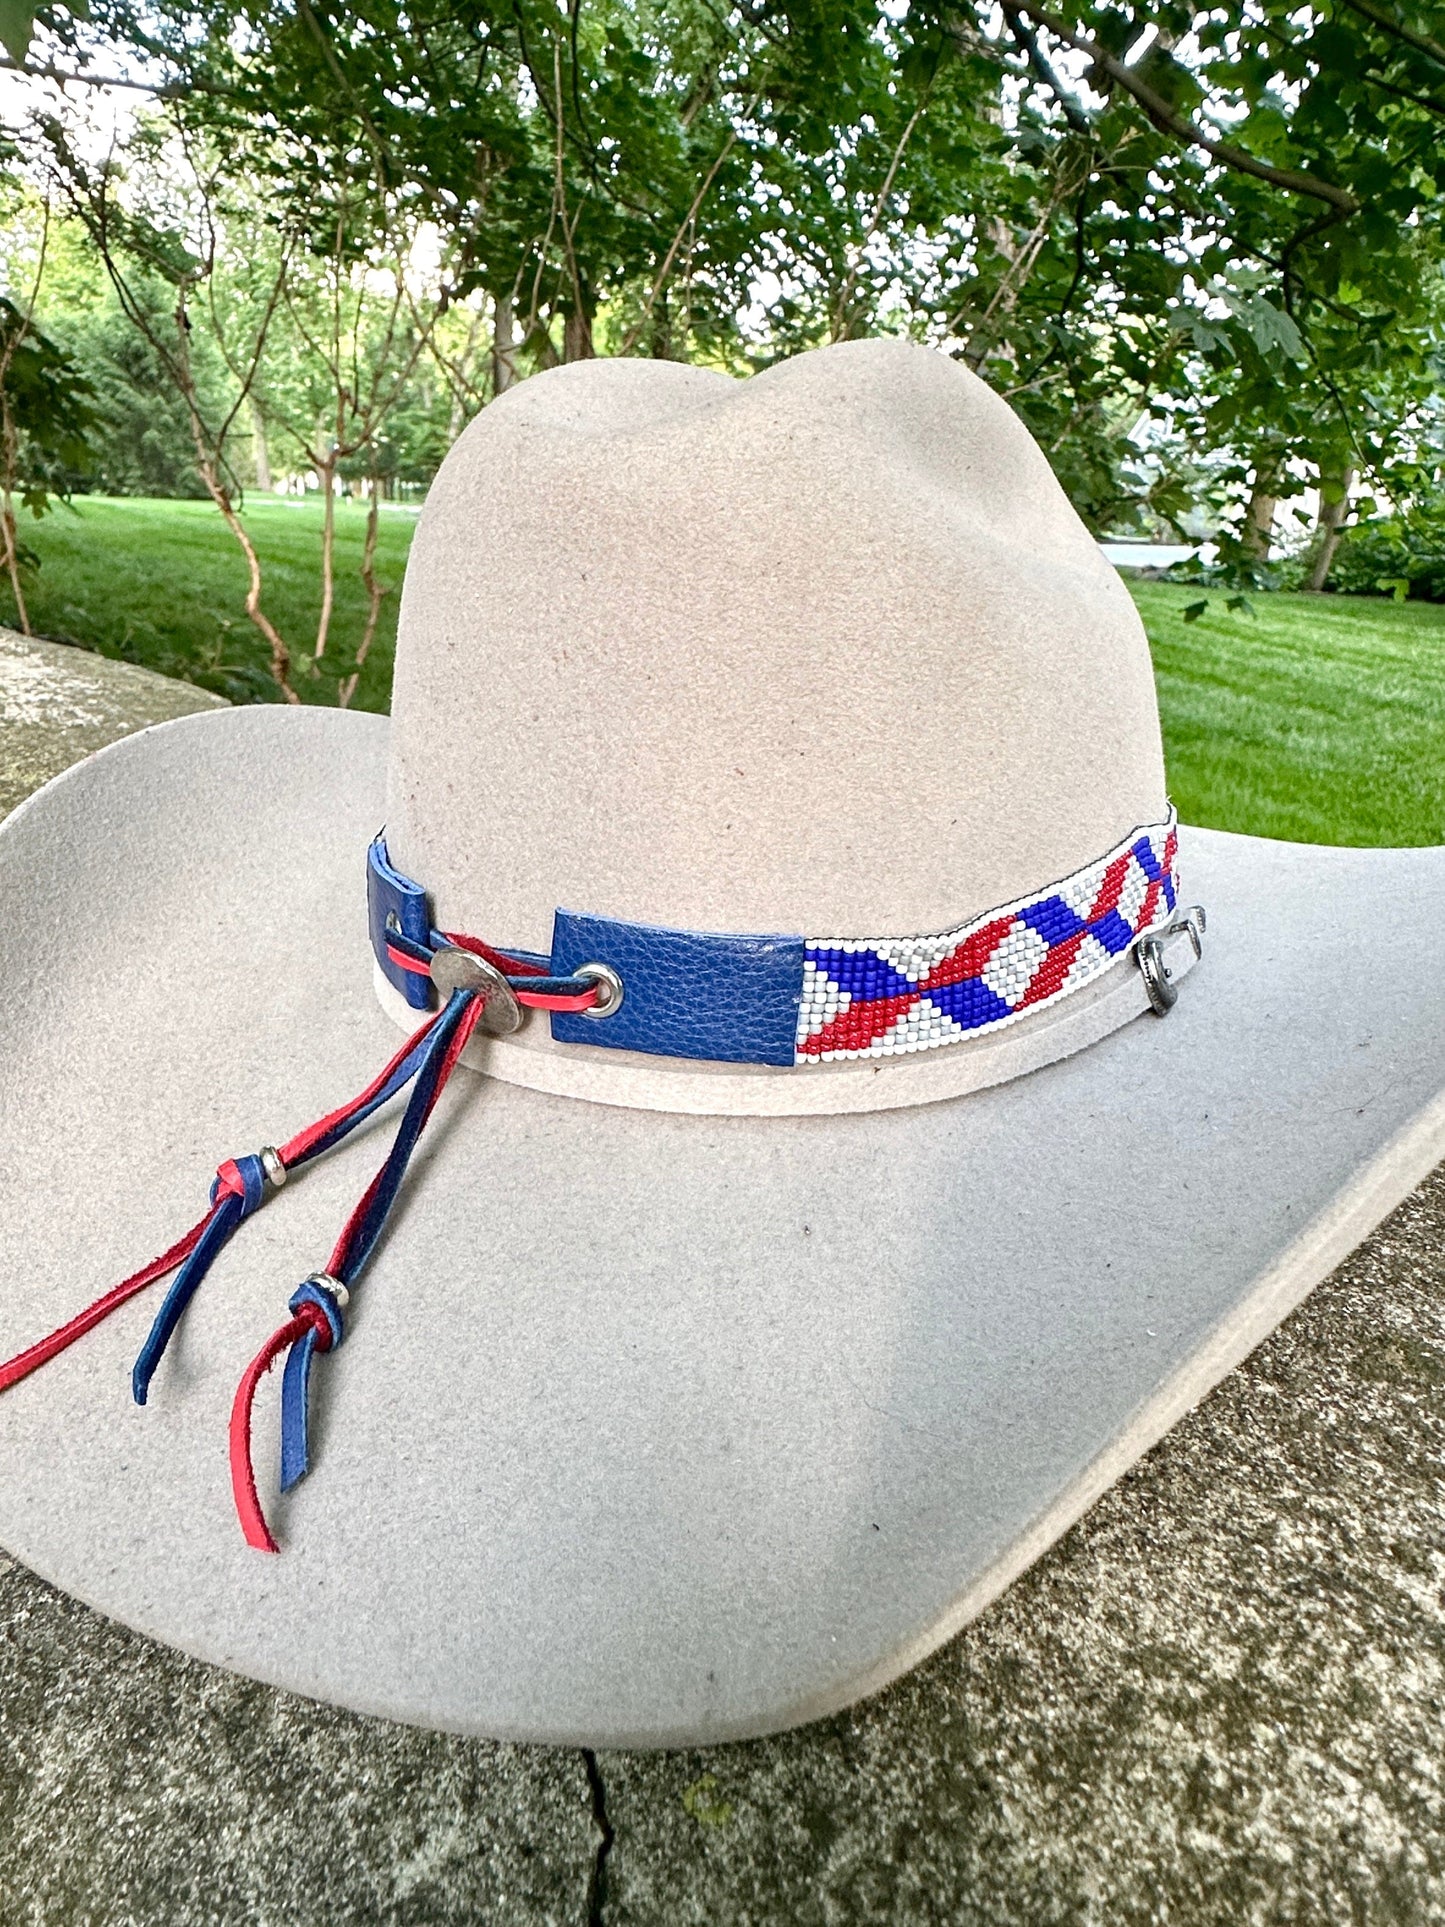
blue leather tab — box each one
[132,1187,249,1406]
[549,910,804,1065]
[289,1278,345,1351]
[367,834,433,1010]
[218,1153,268,1217]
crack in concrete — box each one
[581,1749,614,1926]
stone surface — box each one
[0,625,225,818]
[0,636,1441,1922]
[0,1560,598,1926]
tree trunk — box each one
[650,290,673,360]
[1305,467,1355,592]
[313,454,337,664]
[1240,468,1279,560]
[492,294,517,396]
[339,468,389,709]
[563,305,594,363]
[250,398,273,493]
[0,398,30,636]
[446,308,483,440]
[0,501,29,636]
[532,320,560,370]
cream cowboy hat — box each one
[0,340,1439,1747]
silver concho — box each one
[429,947,524,1035]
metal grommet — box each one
[259,1145,287,1188]
[307,1270,349,1311]
[574,962,624,1018]
[429,947,524,1036]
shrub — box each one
[1329,508,1445,602]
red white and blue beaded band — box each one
[369,810,1194,1070]
[798,812,1183,1062]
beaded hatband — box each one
[370,812,1181,1070]
[0,809,1186,1555]
[797,814,1179,1063]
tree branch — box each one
[1340,0,1445,71]
[1000,3,1090,134]
[551,36,588,348]
[293,0,393,186]
[1012,3,1360,212]
[832,100,928,339]
[1278,204,1353,314]
[0,54,189,97]
[1356,61,1445,117]
[617,127,738,356]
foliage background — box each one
[2,0,1445,702]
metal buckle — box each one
[429,946,524,1035]
[1133,905,1206,1015]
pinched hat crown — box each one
[381,338,1172,1113]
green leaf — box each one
[0,0,37,62]
[1182,600,1209,624]
[1225,293,1306,364]
[1187,315,1229,355]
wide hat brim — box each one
[0,705,1440,1748]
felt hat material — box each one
[0,341,1439,1746]
[0,712,1440,1744]
[384,341,1170,1113]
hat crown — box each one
[387,340,1165,959]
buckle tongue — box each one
[1134,906,1206,1015]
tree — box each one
[0,185,95,631]
[918,2,1445,557]
[7,0,1445,613]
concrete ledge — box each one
[0,627,226,819]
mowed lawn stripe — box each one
[1134,581,1445,847]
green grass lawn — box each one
[4,497,1443,845]
[2,494,415,713]
[1132,580,1445,846]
